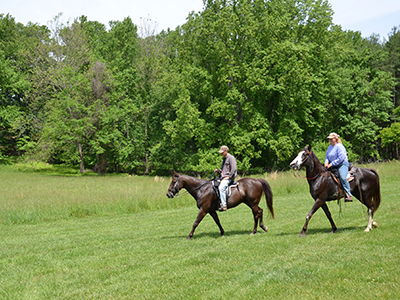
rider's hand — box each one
[214,169,220,173]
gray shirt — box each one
[220,153,237,180]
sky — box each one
[2,0,400,41]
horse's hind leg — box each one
[250,205,260,235]
[258,207,269,232]
[362,194,377,232]
[209,211,225,236]
[365,208,377,232]
[321,203,337,233]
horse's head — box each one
[290,145,313,171]
[166,171,182,198]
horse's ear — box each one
[307,145,312,152]
[173,170,179,176]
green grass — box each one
[0,164,188,224]
[0,161,399,299]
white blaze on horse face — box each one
[290,151,305,170]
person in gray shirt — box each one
[214,145,237,211]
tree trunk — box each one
[96,154,101,175]
[144,108,150,175]
[78,142,85,174]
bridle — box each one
[293,151,320,180]
[168,176,181,197]
[302,151,312,165]
[168,174,213,198]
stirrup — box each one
[344,196,353,202]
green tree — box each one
[153,0,342,172]
[28,16,102,173]
[383,26,400,108]
[380,122,400,159]
[0,14,31,160]
[323,29,394,160]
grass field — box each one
[0,161,399,299]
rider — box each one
[215,145,237,211]
[324,132,353,202]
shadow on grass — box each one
[275,226,365,237]
[162,229,266,240]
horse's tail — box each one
[370,169,381,212]
[259,179,274,219]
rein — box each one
[293,172,320,180]
[170,173,214,198]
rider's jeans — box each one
[219,179,231,207]
[338,163,352,197]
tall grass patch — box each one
[0,165,189,224]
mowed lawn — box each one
[0,161,399,299]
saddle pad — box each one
[227,183,239,197]
[347,166,357,182]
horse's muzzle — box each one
[166,191,174,198]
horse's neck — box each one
[306,155,324,178]
[181,175,206,192]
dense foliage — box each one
[0,0,399,174]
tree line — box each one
[0,0,399,175]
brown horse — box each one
[290,146,381,237]
[166,171,274,240]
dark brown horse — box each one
[166,171,274,240]
[290,146,381,237]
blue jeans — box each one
[219,179,231,207]
[338,163,352,197]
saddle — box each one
[329,164,357,200]
[212,177,239,202]
[329,164,356,183]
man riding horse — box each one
[214,145,237,211]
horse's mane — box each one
[179,173,211,184]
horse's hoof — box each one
[186,236,192,240]
[364,227,371,232]
[372,221,378,228]
[262,226,268,232]
[299,232,306,237]
[250,232,256,236]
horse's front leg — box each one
[187,207,207,240]
[300,198,324,237]
[209,211,225,236]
